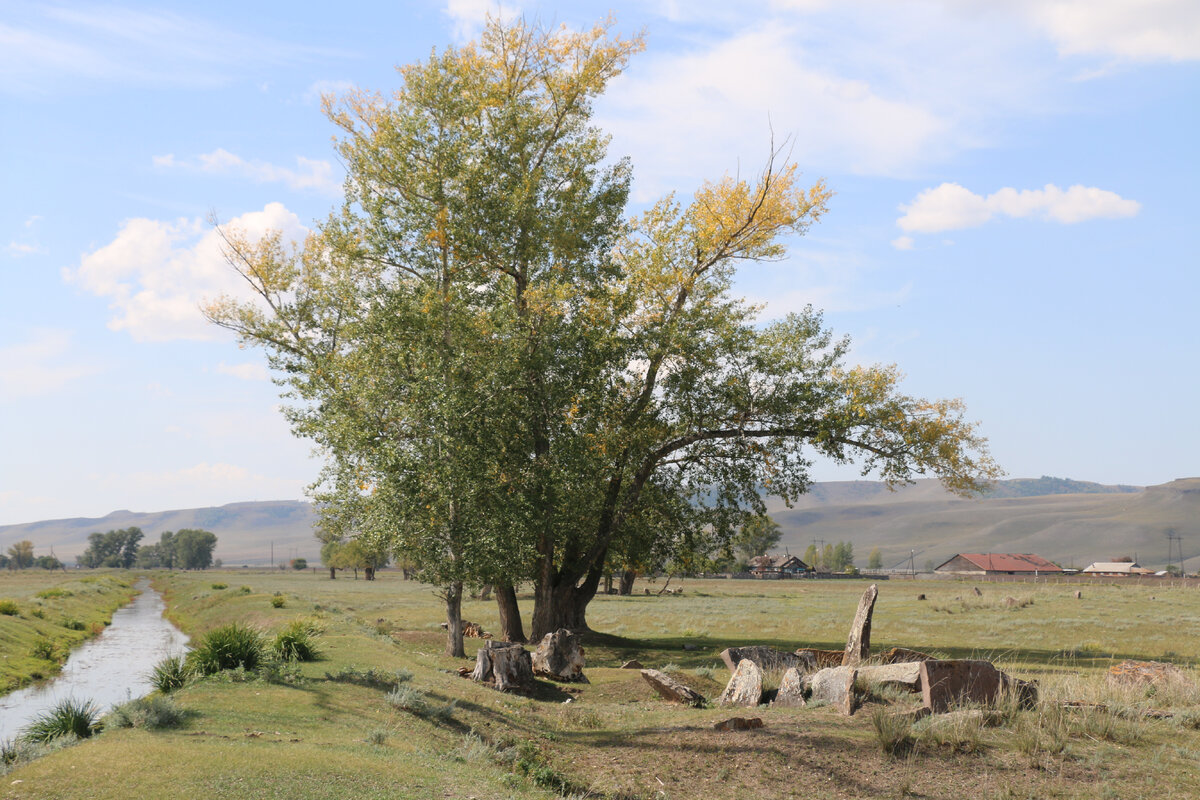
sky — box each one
[1,0,1197,526]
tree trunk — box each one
[618,569,636,595]
[444,580,465,658]
[495,583,526,643]
[530,567,602,640]
[329,567,336,579]
[365,566,375,581]
[604,573,613,594]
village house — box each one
[934,553,1063,576]
[1081,561,1154,577]
[748,554,811,576]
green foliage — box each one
[0,599,18,616]
[210,583,228,590]
[30,637,61,662]
[270,593,286,609]
[61,619,86,631]
[78,528,143,569]
[271,620,321,662]
[205,15,999,650]
[6,540,35,569]
[35,588,72,599]
[186,623,264,676]
[173,529,218,570]
[870,707,916,758]
[290,558,307,570]
[733,515,782,562]
[324,665,413,690]
[22,698,101,743]
[106,695,187,730]
[150,655,191,693]
[867,547,883,570]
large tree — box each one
[207,17,999,652]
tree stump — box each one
[471,640,534,693]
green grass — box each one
[5,570,1200,798]
[0,572,137,692]
[21,697,102,743]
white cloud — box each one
[0,329,101,401]
[1026,0,1200,62]
[304,79,354,105]
[6,241,42,257]
[66,202,307,342]
[86,462,306,505]
[153,148,341,195]
[897,182,1140,234]
[443,0,520,42]
[890,236,914,251]
[1,7,345,95]
[216,361,270,381]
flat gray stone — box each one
[858,662,922,693]
[641,669,705,707]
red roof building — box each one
[934,553,1063,576]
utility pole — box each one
[1166,531,1184,575]
[270,541,274,569]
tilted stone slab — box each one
[842,584,879,666]
[919,659,1038,713]
[857,662,922,693]
[641,669,705,707]
[719,646,805,674]
[879,647,934,664]
[809,665,858,716]
[531,628,588,683]
[772,667,807,707]
[717,659,764,707]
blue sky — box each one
[1,0,1197,525]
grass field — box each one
[0,572,136,693]
[4,570,1200,799]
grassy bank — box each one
[4,571,1200,798]
[0,572,137,692]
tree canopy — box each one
[206,17,1000,654]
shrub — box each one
[210,583,228,590]
[270,593,286,609]
[0,600,17,616]
[35,588,72,599]
[107,695,187,730]
[272,620,321,662]
[187,623,264,676]
[325,666,412,690]
[61,618,86,631]
[151,655,191,693]
[386,685,428,714]
[870,707,916,757]
[239,586,252,594]
[22,698,101,743]
[30,638,60,662]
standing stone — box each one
[973,586,983,596]
[1074,590,1082,599]
[471,640,534,693]
[641,669,705,707]
[713,717,763,731]
[809,665,859,716]
[717,659,764,707]
[842,584,879,667]
[719,646,804,674]
[531,628,588,683]
[772,667,807,707]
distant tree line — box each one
[803,541,857,573]
[2,540,63,570]
[77,527,218,570]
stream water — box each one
[0,579,189,741]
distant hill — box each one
[2,477,1197,570]
[0,501,317,566]
[766,478,1200,573]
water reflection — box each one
[0,579,189,741]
